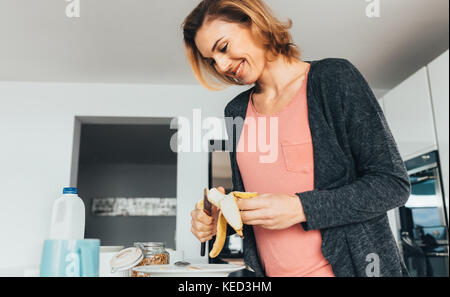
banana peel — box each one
[208,211,227,258]
[232,191,258,199]
[196,198,204,210]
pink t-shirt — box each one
[236,64,335,277]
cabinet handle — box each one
[425,252,449,257]
[422,155,431,161]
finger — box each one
[192,220,214,232]
[199,235,214,243]
[237,195,268,211]
[241,209,270,222]
[195,210,214,225]
[243,219,268,226]
[191,226,215,241]
[217,186,225,194]
[198,230,215,238]
[198,231,216,242]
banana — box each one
[219,193,243,237]
[195,189,259,257]
[232,191,258,199]
[206,189,259,238]
[195,196,228,258]
[206,187,225,208]
[209,211,227,258]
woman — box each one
[183,0,411,277]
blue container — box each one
[40,239,100,277]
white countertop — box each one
[0,266,40,277]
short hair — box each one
[182,0,302,91]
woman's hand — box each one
[237,193,306,230]
[190,186,225,242]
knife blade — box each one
[201,187,212,257]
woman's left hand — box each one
[236,193,306,230]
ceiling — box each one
[0,0,448,97]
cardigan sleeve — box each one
[297,59,411,231]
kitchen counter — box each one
[0,266,40,277]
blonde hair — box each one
[182,0,302,91]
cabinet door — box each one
[379,96,401,246]
[377,97,384,112]
[428,50,449,222]
[383,67,437,160]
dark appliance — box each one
[399,151,449,277]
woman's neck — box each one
[254,56,308,98]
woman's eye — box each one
[220,43,228,53]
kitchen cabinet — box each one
[377,97,384,112]
[378,96,401,244]
[427,50,449,223]
[383,67,438,160]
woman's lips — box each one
[235,60,245,79]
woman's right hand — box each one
[190,186,225,242]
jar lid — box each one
[135,242,164,248]
[110,247,143,273]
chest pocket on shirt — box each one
[281,141,314,173]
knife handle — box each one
[201,242,206,257]
[201,188,211,257]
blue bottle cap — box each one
[63,187,78,194]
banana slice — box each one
[220,193,243,237]
[209,211,227,258]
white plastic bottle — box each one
[49,187,86,239]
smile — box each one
[233,60,245,79]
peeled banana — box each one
[196,189,258,258]
[205,189,259,239]
[206,187,224,208]
[219,193,243,237]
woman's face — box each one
[195,18,266,85]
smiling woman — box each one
[181,0,411,278]
[181,0,301,90]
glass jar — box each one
[131,242,170,277]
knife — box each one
[201,187,212,257]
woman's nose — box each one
[215,56,232,74]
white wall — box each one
[0,81,245,270]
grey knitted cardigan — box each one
[224,58,411,277]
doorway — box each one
[70,117,177,248]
